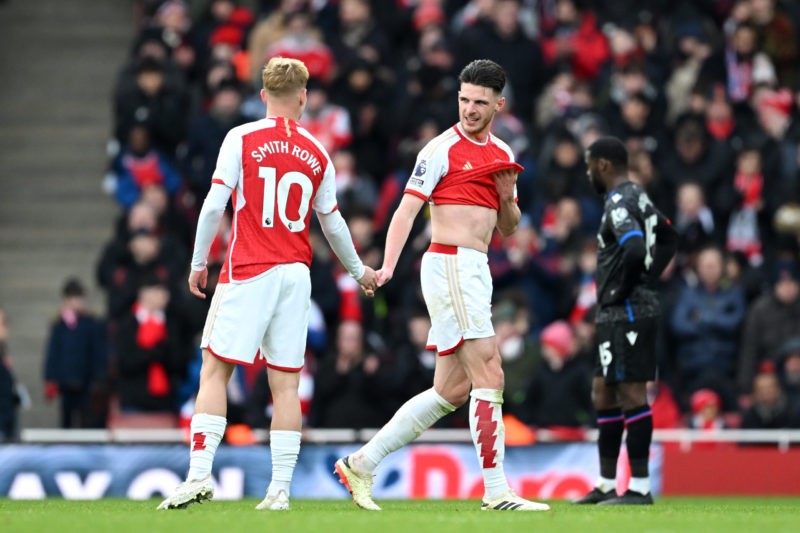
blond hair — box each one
[262,57,309,96]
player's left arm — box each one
[494,168,521,236]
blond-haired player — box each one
[158,58,377,511]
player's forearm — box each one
[606,240,647,304]
[190,183,231,271]
[496,200,521,236]
[318,209,365,280]
[382,208,416,273]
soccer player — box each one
[334,59,550,512]
[158,57,377,511]
[573,137,676,505]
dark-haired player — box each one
[574,137,676,505]
[334,59,549,512]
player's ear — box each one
[496,95,506,112]
[260,88,268,105]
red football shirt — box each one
[403,124,519,209]
[212,117,337,283]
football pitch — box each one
[2,498,799,533]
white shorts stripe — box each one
[421,247,494,354]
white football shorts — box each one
[201,262,310,371]
[420,243,494,355]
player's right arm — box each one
[379,193,426,286]
[188,128,240,298]
[379,136,447,285]
[189,182,232,298]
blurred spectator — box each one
[674,182,717,263]
[699,21,776,108]
[738,259,800,395]
[113,56,188,157]
[114,276,192,413]
[43,279,108,428]
[688,388,725,429]
[665,20,714,125]
[97,201,187,322]
[390,308,437,403]
[456,0,545,121]
[669,245,745,408]
[740,372,799,429]
[110,124,182,210]
[519,320,593,427]
[247,0,314,85]
[298,78,352,154]
[332,150,377,215]
[192,0,254,75]
[749,0,800,89]
[326,0,390,77]
[0,309,20,441]
[493,296,541,417]
[776,336,800,412]
[310,320,393,428]
[141,0,197,77]
[332,59,393,181]
[266,10,335,83]
[567,238,598,325]
[541,0,609,83]
[726,146,771,266]
[182,78,247,199]
[648,380,683,429]
[659,113,734,218]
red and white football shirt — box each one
[404,124,519,209]
[212,117,337,283]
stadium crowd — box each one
[33,0,800,436]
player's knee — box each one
[439,383,470,407]
[200,351,234,383]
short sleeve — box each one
[607,195,643,245]
[212,129,242,188]
[312,155,338,214]
[403,138,449,201]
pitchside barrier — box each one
[1,429,799,499]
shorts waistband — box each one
[428,243,459,255]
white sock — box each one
[187,413,226,481]
[596,476,616,493]
[267,430,301,496]
[628,476,650,495]
[352,388,456,474]
[469,389,509,501]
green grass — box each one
[1,498,799,533]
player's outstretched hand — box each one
[376,267,393,287]
[188,268,208,299]
[358,266,377,297]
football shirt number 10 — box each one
[259,166,314,233]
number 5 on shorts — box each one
[599,341,612,377]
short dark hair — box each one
[458,59,506,94]
[62,278,85,298]
[587,137,628,169]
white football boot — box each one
[334,456,381,510]
[255,489,290,511]
[481,490,551,511]
[157,476,214,510]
